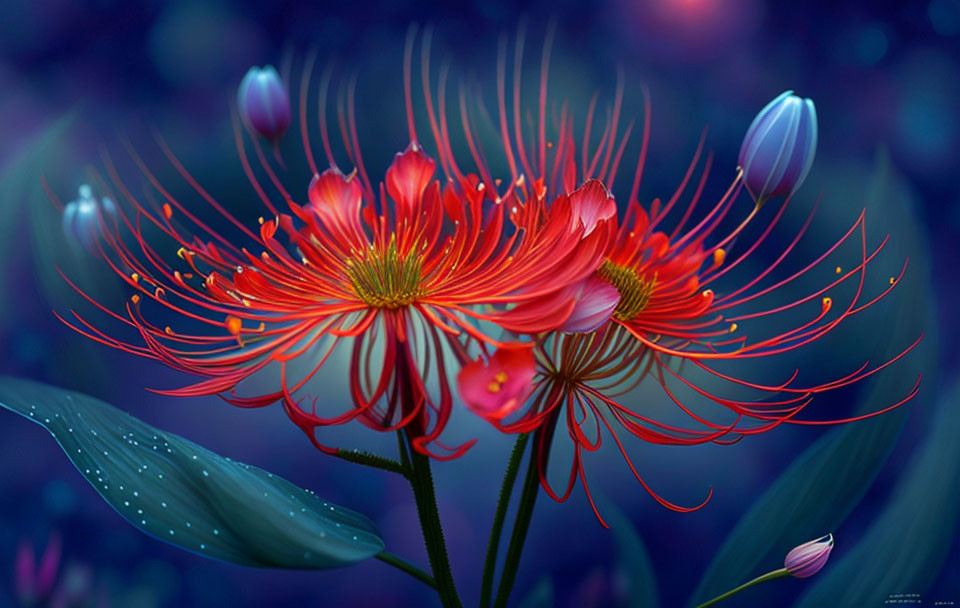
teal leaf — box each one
[517,577,554,608]
[596,494,659,608]
[794,381,960,607]
[687,149,937,606]
[0,376,384,568]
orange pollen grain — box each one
[487,381,502,393]
[713,249,726,266]
[225,315,243,335]
[162,204,172,220]
[494,371,509,383]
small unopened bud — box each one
[784,533,834,578]
[739,91,818,206]
[237,66,291,141]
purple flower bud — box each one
[237,65,291,141]
[784,533,834,578]
[738,91,817,205]
[62,184,117,255]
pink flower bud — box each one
[784,533,833,578]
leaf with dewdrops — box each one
[0,376,384,569]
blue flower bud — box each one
[62,184,117,255]
[237,66,291,141]
[738,91,817,205]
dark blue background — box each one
[1,0,958,606]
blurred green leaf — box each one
[596,494,659,608]
[794,382,960,606]
[0,376,385,569]
[687,149,938,606]
[517,577,554,608]
[0,112,77,317]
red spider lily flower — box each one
[54,35,614,459]
[458,35,920,523]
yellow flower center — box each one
[488,371,510,393]
[597,259,656,321]
[346,239,425,309]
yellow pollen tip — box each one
[345,239,425,309]
[131,273,140,283]
[702,289,714,298]
[836,266,842,274]
[713,249,726,266]
[822,297,832,312]
[131,295,140,304]
[494,371,509,383]
[889,277,896,285]
[258,217,265,225]
[729,323,738,333]
[487,381,502,393]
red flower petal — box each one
[569,179,616,235]
[457,347,536,421]
[386,142,436,216]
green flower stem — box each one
[480,433,531,608]
[335,448,409,477]
[693,568,790,608]
[492,431,545,608]
[376,551,437,589]
[405,431,463,608]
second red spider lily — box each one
[458,71,920,520]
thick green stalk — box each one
[406,435,463,608]
[693,568,790,608]
[492,434,543,608]
[389,342,461,606]
[480,433,531,608]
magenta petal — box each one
[35,532,62,598]
[561,277,620,333]
[784,533,834,578]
